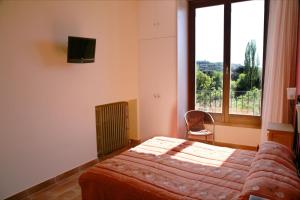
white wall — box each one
[215,125,261,146]
[0,0,138,199]
[177,0,189,138]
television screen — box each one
[67,36,96,63]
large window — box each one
[189,0,269,127]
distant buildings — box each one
[196,60,243,73]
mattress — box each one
[79,136,300,200]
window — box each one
[188,0,269,127]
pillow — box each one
[239,141,300,200]
[257,141,295,163]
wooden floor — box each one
[21,171,83,200]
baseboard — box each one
[214,141,257,151]
[5,159,98,200]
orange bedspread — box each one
[79,136,257,200]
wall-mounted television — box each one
[67,36,96,63]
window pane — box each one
[195,5,224,113]
[230,0,264,116]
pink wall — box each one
[0,1,138,199]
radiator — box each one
[95,101,129,157]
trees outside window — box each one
[189,0,269,127]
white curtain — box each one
[261,0,299,142]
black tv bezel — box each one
[67,36,96,63]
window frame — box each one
[188,0,270,128]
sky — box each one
[195,0,264,67]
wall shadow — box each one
[36,40,69,68]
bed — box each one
[79,136,300,200]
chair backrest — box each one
[184,110,214,132]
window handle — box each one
[225,65,229,75]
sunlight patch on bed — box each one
[129,139,237,167]
[129,139,186,156]
[169,143,237,167]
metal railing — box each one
[196,89,261,116]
